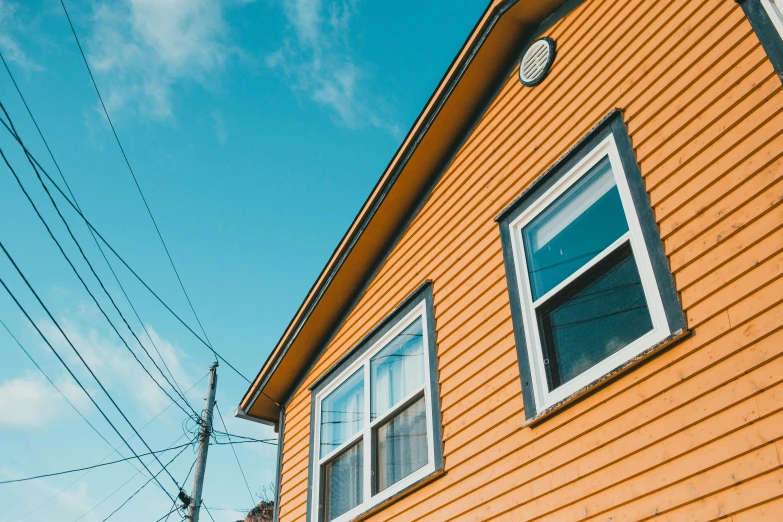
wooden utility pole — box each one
[187,362,218,522]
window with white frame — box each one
[762,0,783,38]
[497,112,685,419]
[308,290,442,522]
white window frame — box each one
[310,300,436,522]
[506,134,671,411]
[762,0,783,38]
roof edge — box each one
[239,0,569,423]
[239,0,520,419]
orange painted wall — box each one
[277,0,783,520]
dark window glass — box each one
[537,245,653,390]
[374,396,428,493]
[523,156,629,300]
[322,441,363,521]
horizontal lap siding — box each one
[277,0,783,520]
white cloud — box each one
[87,0,233,118]
[38,306,196,416]
[0,0,42,70]
[0,372,90,428]
[0,474,97,522]
[268,0,401,136]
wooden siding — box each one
[278,0,783,520]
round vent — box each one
[519,37,556,87]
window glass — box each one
[370,319,425,420]
[374,396,428,493]
[322,442,363,521]
[312,302,440,522]
[320,369,364,458]
[523,156,629,300]
[537,246,653,390]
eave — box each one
[238,0,569,425]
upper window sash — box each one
[310,299,438,522]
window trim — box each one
[762,0,783,38]
[307,282,443,522]
[496,110,686,420]
[739,0,783,83]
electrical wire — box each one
[203,504,217,522]
[167,456,199,522]
[211,430,277,444]
[0,105,198,420]
[0,316,121,454]
[23,372,209,519]
[0,51,192,404]
[101,439,194,522]
[72,432,195,522]
[202,507,254,512]
[0,111,250,383]
[0,443,195,485]
[0,143,196,421]
[155,503,181,522]
[58,0,218,365]
[212,440,277,446]
[0,241,180,499]
[215,403,256,506]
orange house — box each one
[237,0,783,520]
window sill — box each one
[521,328,690,429]
[349,468,447,522]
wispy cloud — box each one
[37,304,197,416]
[0,0,42,70]
[267,0,401,136]
[86,0,234,118]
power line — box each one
[156,503,181,522]
[58,0,218,365]
[211,431,277,445]
[0,101,197,418]
[0,240,181,500]
[212,440,277,446]
[0,112,250,383]
[0,51,191,404]
[73,432,194,522]
[203,504,217,522]
[101,439,194,522]
[0,136,196,420]
[163,455,199,522]
[215,403,256,506]
[0,443,195,485]
[202,507,254,513]
[0,316,120,453]
[24,372,209,519]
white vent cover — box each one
[519,38,555,87]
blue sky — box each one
[0,0,486,520]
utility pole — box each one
[187,362,218,522]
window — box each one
[497,111,685,419]
[740,0,783,82]
[307,284,443,522]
